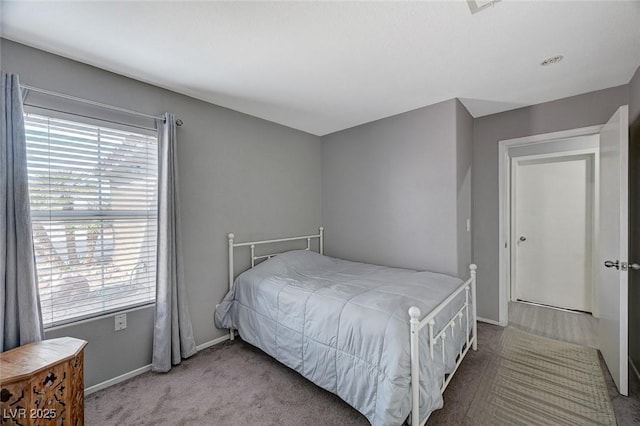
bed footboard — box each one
[409,264,477,426]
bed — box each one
[214,227,477,426]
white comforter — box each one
[215,250,469,425]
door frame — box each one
[497,126,602,326]
[510,152,597,311]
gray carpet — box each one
[86,323,640,425]
[86,338,367,426]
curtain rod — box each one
[20,84,183,126]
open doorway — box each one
[499,108,632,396]
[498,127,601,326]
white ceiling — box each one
[2,1,639,136]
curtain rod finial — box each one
[175,119,184,127]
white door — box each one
[513,155,594,311]
[598,105,629,396]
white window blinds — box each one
[24,113,158,327]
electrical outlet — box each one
[115,313,127,331]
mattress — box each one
[215,250,470,425]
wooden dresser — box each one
[0,337,87,425]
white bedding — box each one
[215,250,470,425]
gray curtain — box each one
[152,112,197,372]
[1,72,44,352]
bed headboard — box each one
[227,226,324,292]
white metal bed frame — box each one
[226,227,477,426]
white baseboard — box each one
[84,334,230,396]
[85,364,152,396]
[477,316,505,327]
[196,334,230,351]
[630,356,640,382]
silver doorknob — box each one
[621,262,640,271]
[519,236,527,242]
[604,260,620,269]
[604,260,640,271]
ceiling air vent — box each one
[468,0,501,14]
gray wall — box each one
[472,85,629,321]
[456,100,473,278]
[628,65,640,372]
[321,99,471,277]
[1,39,322,387]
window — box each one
[24,113,158,327]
